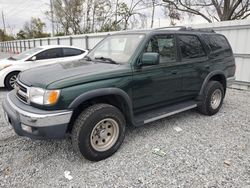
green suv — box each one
[3,27,236,161]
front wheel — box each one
[198,81,224,116]
[71,103,126,161]
[4,72,19,90]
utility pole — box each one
[115,0,119,23]
[150,0,155,28]
[1,11,6,34]
[50,0,55,37]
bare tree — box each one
[46,0,85,35]
[44,0,151,34]
[117,0,146,30]
[162,0,250,22]
[91,0,113,32]
[23,17,50,38]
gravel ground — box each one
[0,88,250,188]
[0,53,250,187]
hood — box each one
[0,59,14,69]
[0,58,24,69]
[19,59,132,89]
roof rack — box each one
[182,27,215,33]
[154,26,186,30]
[154,26,215,33]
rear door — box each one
[202,34,235,77]
[61,48,86,62]
[177,34,209,98]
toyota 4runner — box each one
[3,27,236,161]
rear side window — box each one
[63,48,84,57]
[203,34,231,53]
[178,35,206,60]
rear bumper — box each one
[2,91,73,139]
[227,76,236,87]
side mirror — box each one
[140,52,159,66]
[30,56,36,61]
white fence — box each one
[1,19,250,89]
[0,31,110,54]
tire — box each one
[4,72,19,90]
[198,81,224,116]
[71,103,126,161]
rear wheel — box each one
[198,81,224,116]
[71,103,126,161]
[4,72,19,90]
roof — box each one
[113,26,215,35]
[36,45,86,50]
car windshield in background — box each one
[9,47,43,60]
[87,34,145,64]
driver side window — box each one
[145,34,176,63]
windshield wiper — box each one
[8,57,16,61]
[83,55,92,61]
[94,56,119,64]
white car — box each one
[0,45,88,90]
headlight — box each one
[29,87,60,105]
[0,64,12,70]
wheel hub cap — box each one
[90,118,119,152]
[210,89,222,110]
[9,75,17,88]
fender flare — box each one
[199,70,226,96]
[68,88,135,125]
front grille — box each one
[16,91,28,103]
[15,80,29,104]
[16,81,27,93]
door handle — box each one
[171,70,178,75]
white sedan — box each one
[0,45,88,90]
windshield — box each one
[87,34,145,64]
[9,47,43,60]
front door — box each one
[29,48,63,69]
[132,34,183,112]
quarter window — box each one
[203,34,231,52]
[178,35,205,60]
[63,48,84,57]
[145,34,176,63]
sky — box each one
[0,0,50,34]
[0,0,207,35]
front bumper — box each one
[2,91,73,139]
[0,71,6,87]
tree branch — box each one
[163,0,213,22]
[228,0,243,19]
